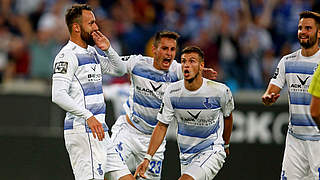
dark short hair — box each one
[65,4,93,33]
[181,46,204,62]
[299,11,320,27]
[153,31,180,47]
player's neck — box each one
[70,35,88,49]
[301,44,319,57]
[184,76,203,91]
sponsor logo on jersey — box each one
[285,54,296,60]
[149,82,162,91]
[136,85,164,99]
[88,74,102,82]
[91,64,96,71]
[170,88,181,94]
[289,75,310,92]
[187,111,201,119]
[296,75,309,85]
[54,62,68,74]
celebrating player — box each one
[135,46,234,180]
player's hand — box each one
[262,93,280,106]
[86,116,105,141]
[202,68,218,80]
[225,147,230,156]
[92,31,110,51]
[134,159,149,179]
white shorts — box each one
[111,115,166,179]
[64,128,131,180]
[181,150,226,180]
[281,133,320,180]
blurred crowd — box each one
[0,0,318,92]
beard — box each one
[80,26,95,46]
[299,30,318,49]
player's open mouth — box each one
[184,70,190,77]
[162,58,171,66]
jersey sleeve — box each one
[157,86,175,125]
[96,46,126,76]
[269,57,285,89]
[52,51,78,83]
[221,86,234,117]
[120,54,144,74]
[308,65,320,97]
[51,51,93,120]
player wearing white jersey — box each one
[111,31,217,179]
[262,11,320,180]
[135,46,234,180]
[51,4,134,180]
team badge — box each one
[97,164,103,175]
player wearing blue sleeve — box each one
[135,46,234,180]
[262,11,320,180]
[51,4,134,180]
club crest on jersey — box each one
[97,164,103,175]
[54,62,68,74]
[203,97,214,109]
[162,73,171,82]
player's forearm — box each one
[146,122,168,156]
[52,79,93,120]
[102,46,126,76]
[223,113,233,145]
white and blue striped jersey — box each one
[122,55,183,134]
[157,78,234,164]
[270,49,320,140]
[52,41,125,133]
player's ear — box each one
[72,23,80,33]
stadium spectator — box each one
[135,46,234,180]
[51,4,134,180]
[262,11,320,179]
[309,66,320,129]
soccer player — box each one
[51,4,134,180]
[134,46,234,180]
[262,11,320,179]
[309,66,320,129]
[111,31,217,179]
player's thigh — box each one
[65,132,107,180]
[104,141,132,180]
[179,174,195,180]
[281,134,309,180]
[181,150,226,180]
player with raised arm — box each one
[51,4,134,180]
[262,11,320,179]
[134,46,234,180]
[111,31,217,179]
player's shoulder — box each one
[205,78,231,93]
[281,49,300,62]
[55,42,77,59]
